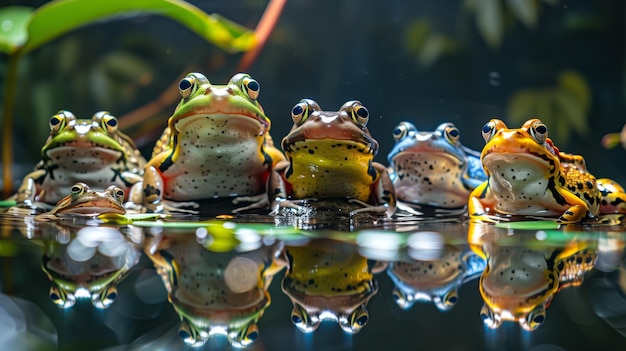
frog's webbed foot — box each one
[347,198,392,218]
[9,200,52,215]
[557,206,588,224]
[231,193,269,213]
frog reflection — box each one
[144,229,285,348]
[281,238,378,334]
[468,222,597,331]
[386,230,486,311]
[40,223,142,309]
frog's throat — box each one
[169,111,269,133]
[283,138,377,155]
[52,199,126,216]
[391,149,465,168]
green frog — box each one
[14,110,144,209]
[269,99,395,217]
[145,230,285,347]
[35,182,125,221]
[469,118,626,223]
[281,238,378,334]
[134,72,285,213]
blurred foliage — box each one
[403,20,458,68]
[464,0,559,49]
[602,124,626,150]
[506,71,591,145]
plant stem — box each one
[1,52,19,198]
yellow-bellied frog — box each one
[14,110,144,209]
[134,72,285,213]
[469,118,626,223]
[388,121,486,212]
[41,224,142,309]
[468,221,597,330]
[386,230,486,311]
[144,229,285,347]
[35,182,125,221]
[281,238,378,334]
[269,99,395,217]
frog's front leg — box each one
[267,161,310,215]
[558,205,591,223]
[352,163,396,217]
[467,182,499,223]
[231,193,269,213]
[14,170,46,208]
[142,165,198,214]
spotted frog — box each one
[145,230,285,347]
[469,221,597,330]
[469,118,626,223]
[15,111,144,209]
[134,72,285,213]
[388,121,486,210]
[35,182,125,221]
[281,238,378,334]
[269,99,395,216]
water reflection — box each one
[143,227,285,348]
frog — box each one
[468,118,624,223]
[14,110,145,210]
[34,182,125,221]
[133,72,285,214]
[40,223,142,309]
[269,99,395,217]
[144,229,285,347]
[387,121,486,212]
[386,232,486,311]
[469,221,597,330]
[281,238,378,334]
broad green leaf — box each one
[554,88,588,137]
[557,71,591,113]
[506,0,538,28]
[474,0,503,49]
[417,34,446,68]
[506,89,538,125]
[403,20,430,54]
[22,0,256,55]
[0,6,33,54]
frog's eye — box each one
[92,285,118,309]
[480,303,502,329]
[49,110,75,133]
[444,125,461,144]
[350,103,370,127]
[520,306,546,331]
[530,122,548,144]
[434,290,459,311]
[291,303,319,333]
[339,304,369,334]
[391,286,415,309]
[70,183,88,198]
[291,101,310,125]
[481,121,498,143]
[179,319,206,347]
[49,285,76,309]
[242,77,260,100]
[106,186,125,203]
[392,122,412,141]
[230,322,259,348]
[179,75,197,99]
[98,112,119,135]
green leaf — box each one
[557,71,591,113]
[0,6,33,54]
[506,0,539,28]
[475,0,503,49]
[22,0,256,55]
[506,89,538,125]
[554,88,588,137]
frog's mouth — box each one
[55,199,125,216]
[171,113,269,139]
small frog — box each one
[281,238,378,334]
[388,121,486,210]
[469,222,597,330]
[269,99,395,216]
[15,110,145,209]
[145,230,285,347]
[134,72,285,213]
[469,118,626,223]
[41,224,142,309]
[35,182,125,221]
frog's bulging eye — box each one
[482,121,497,143]
[179,76,196,99]
[291,303,319,333]
[340,304,369,334]
[233,323,259,347]
[49,285,76,309]
[243,77,260,100]
[92,285,118,309]
[100,113,119,135]
[50,110,75,133]
[70,183,88,198]
[480,303,502,329]
[520,306,546,331]
[351,104,370,127]
[291,101,310,125]
[106,185,125,203]
[391,287,414,309]
[445,126,461,144]
[179,319,205,347]
[434,290,459,311]
[530,122,548,144]
[392,123,410,141]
